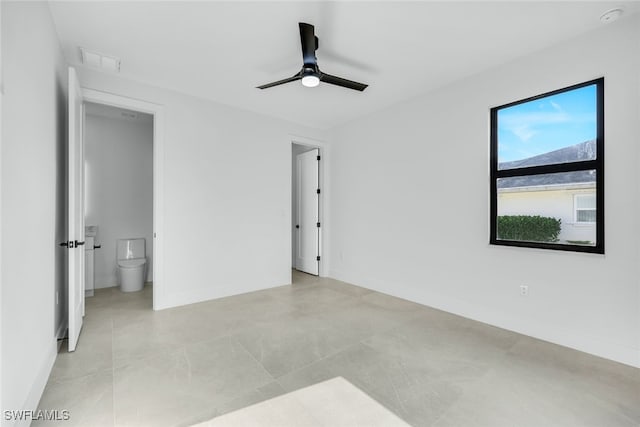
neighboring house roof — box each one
[498,140,596,189]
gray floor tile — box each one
[35,274,639,427]
[113,336,273,427]
[433,358,638,427]
[503,336,640,425]
[50,324,113,381]
[34,369,113,427]
[277,342,463,426]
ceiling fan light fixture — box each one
[301,73,320,88]
[257,22,367,91]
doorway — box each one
[81,88,164,313]
[83,102,154,297]
[292,143,321,276]
[66,69,165,351]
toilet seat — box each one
[118,258,146,269]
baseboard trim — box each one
[14,339,57,427]
[329,269,640,368]
[158,277,290,311]
[94,283,117,290]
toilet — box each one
[117,238,147,292]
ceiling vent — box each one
[80,48,121,72]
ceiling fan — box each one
[257,22,368,92]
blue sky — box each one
[497,84,597,163]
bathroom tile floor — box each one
[35,271,639,427]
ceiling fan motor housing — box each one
[302,64,319,76]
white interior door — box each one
[296,149,319,275]
[67,67,85,351]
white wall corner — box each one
[13,340,57,427]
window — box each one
[575,194,596,223]
[490,78,604,253]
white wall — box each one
[0,2,4,418]
[328,16,640,367]
[77,69,326,309]
[85,110,154,287]
[1,1,67,422]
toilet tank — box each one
[117,238,146,260]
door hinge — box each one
[316,255,321,261]
[316,222,321,228]
[317,155,321,161]
[316,188,321,194]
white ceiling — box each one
[48,1,639,130]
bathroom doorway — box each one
[83,102,154,298]
[65,72,164,350]
[80,89,165,311]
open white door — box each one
[295,149,320,275]
[67,67,85,351]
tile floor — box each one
[194,377,410,426]
[35,271,639,427]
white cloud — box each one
[500,110,569,143]
[550,100,563,112]
[512,124,536,142]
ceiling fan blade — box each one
[256,74,301,90]
[320,73,368,92]
[299,22,317,65]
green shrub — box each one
[497,215,561,242]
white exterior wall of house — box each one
[498,186,596,243]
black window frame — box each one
[490,78,604,254]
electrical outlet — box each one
[520,285,529,296]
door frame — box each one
[290,135,329,278]
[0,3,4,409]
[82,89,165,310]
